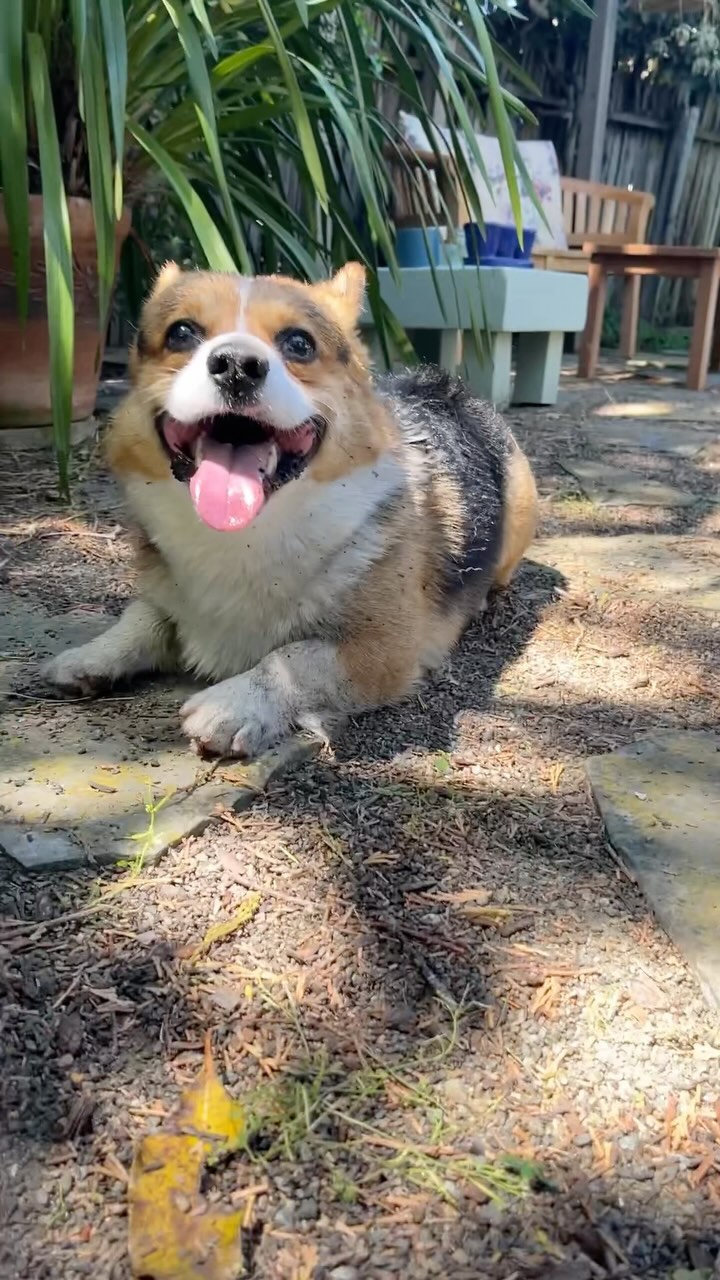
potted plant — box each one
[0,0,565,493]
[0,0,257,491]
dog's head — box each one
[112,263,392,532]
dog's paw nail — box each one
[230,728,254,758]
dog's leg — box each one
[179,639,351,758]
[42,600,176,695]
[180,627,424,758]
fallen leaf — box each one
[625,976,670,1012]
[431,752,452,775]
[530,976,561,1019]
[423,887,492,906]
[128,1035,246,1279]
[180,893,261,961]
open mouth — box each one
[156,410,325,533]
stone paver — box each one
[535,532,720,614]
[559,459,699,507]
[586,418,716,458]
[0,606,316,870]
[587,732,720,1009]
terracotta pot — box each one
[0,194,131,428]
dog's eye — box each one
[164,319,205,352]
[276,328,317,363]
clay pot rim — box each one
[0,193,131,240]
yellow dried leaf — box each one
[128,1036,246,1280]
[548,762,565,793]
[174,1040,245,1150]
[183,893,261,961]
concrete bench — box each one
[364,265,588,406]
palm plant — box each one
[0,0,582,492]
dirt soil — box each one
[2,367,720,1280]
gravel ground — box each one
[2,367,720,1280]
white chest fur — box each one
[125,455,404,679]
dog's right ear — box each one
[152,260,182,296]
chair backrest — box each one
[561,178,655,247]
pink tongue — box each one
[189,438,274,532]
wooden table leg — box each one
[687,261,720,391]
[620,275,641,359]
[578,262,607,379]
[711,279,720,373]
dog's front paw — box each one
[180,675,287,759]
[41,645,117,697]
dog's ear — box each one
[318,263,366,325]
[152,260,182,297]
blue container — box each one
[519,228,536,259]
[464,221,502,262]
[464,221,536,268]
[396,226,442,268]
[496,225,518,258]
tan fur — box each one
[340,569,466,705]
[494,444,539,589]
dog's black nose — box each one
[207,348,269,397]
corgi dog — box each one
[42,263,538,758]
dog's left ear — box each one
[321,262,366,325]
[152,260,182,297]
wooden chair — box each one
[555,179,656,357]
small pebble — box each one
[273,1203,296,1228]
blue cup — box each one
[395,226,442,268]
[464,221,503,262]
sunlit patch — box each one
[593,400,715,420]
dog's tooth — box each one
[263,442,279,478]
